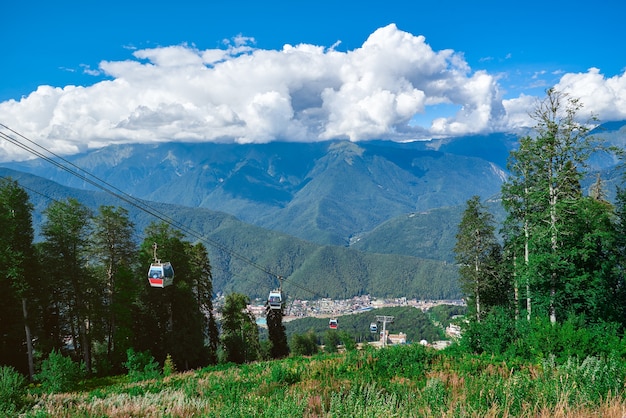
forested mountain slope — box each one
[0,167,460,300]
[352,200,507,262]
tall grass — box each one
[11,344,626,417]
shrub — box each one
[36,350,85,393]
[123,348,161,382]
[557,354,626,404]
[0,366,26,414]
[163,354,177,377]
[366,343,432,380]
[290,331,319,356]
[422,377,447,414]
[459,307,517,356]
[328,382,400,416]
[524,316,624,362]
[339,331,357,352]
[457,310,626,364]
[324,331,341,353]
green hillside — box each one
[0,168,461,300]
[352,200,506,262]
[351,205,464,262]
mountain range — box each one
[2,121,625,300]
[5,133,518,244]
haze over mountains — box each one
[2,121,625,300]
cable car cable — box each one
[0,125,275,276]
[0,124,323,299]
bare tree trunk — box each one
[549,179,558,325]
[525,218,531,321]
[106,263,114,358]
[475,254,481,323]
[70,316,78,354]
[80,320,91,373]
[513,255,519,322]
[22,298,35,380]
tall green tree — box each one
[220,292,260,364]
[0,179,38,378]
[135,222,212,370]
[604,186,626,325]
[90,205,138,371]
[502,88,604,324]
[134,222,182,364]
[188,242,219,365]
[266,306,289,359]
[502,134,544,321]
[454,196,505,322]
[561,192,620,321]
[41,198,96,372]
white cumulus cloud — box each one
[1,24,625,162]
[554,68,626,121]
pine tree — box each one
[41,198,95,372]
[454,196,504,322]
[90,205,138,371]
[220,293,260,364]
[0,178,38,378]
[135,222,183,364]
[134,222,213,369]
[266,306,289,359]
[188,243,219,364]
[603,187,626,324]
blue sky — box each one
[1,0,625,161]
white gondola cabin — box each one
[370,322,378,333]
[268,289,284,310]
[329,318,338,329]
[148,262,174,288]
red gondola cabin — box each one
[147,262,174,288]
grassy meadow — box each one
[8,343,626,417]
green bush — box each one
[459,307,518,356]
[458,311,626,363]
[339,331,357,351]
[36,350,85,393]
[0,366,26,414]
[123,348,161,382]
[290,331,319,356]
[531,317,623,362]
[552,354,626,405]
[328,382,400,416]
[367,343,431,380]
[324,331,341,353]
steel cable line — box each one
[0,172,274,295]
[0,124,322,299]
[11,175,268,293]
[0,125,269,273]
